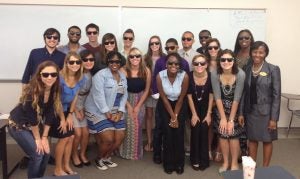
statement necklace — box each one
[222,84,233,96]
[252,61,264,77]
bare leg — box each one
[63,135,75,173]
[54,138,68,176]
[219,138,229,169]
[79,127,90,163]
[111,130,125,154]
[262,142,273,167]
[144,107,153,151]
[72,128,82,165]
[229,139,240,170]
[248,140,258,162]
[99,130,114,159]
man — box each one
[82,23,101,54]
[178,31,199,70]
[152,38,190,164]
[121,28,135,57]
[58,25,85,54]
[196,30,212,55]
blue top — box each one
[76,72,92,110]
[85,68,128,118]
[60,75,86,111]
[22,47,65,83]
[159,69,186,101]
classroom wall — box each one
[1,0,300,128]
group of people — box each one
[7,22,281,178]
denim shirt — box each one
[76,72,92,110]
[85,68,128,117]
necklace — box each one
[222,84,233,96]
[193,72,207,101]
[194,84,205,101]
[252,61,264,77]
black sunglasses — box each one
[193,61,207,66]
[165,46,176,51]
[45,35,59,40]
[199,36,210,40]
[150,42,160,46]
[68,60,82,65]
[182,37,193,41]
[108,60,121,64]
[207,46,219,51]
[220,58,234,62]
[82,58,95,62]
[238,36,250,41]
[128,54,141,59]
[40,72,58,78]
[104,41,115,45]
[123,37,134,41]
[87,31,98,35]
[167,61,180,66]
[69,32,81,36]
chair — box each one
[287,110,300,137]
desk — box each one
[223,166,296,179]
[281,93,300,137]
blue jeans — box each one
[8,126,50,178]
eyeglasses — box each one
[104,41,115,45]
[238,36,250,41]
[220,58,234,62]
[123,37,134,41]
[128,54,141,59]
[150,42,160,46]
[193,61,207,66]
[45,35,59,40]
[182,37,193,41]
[108,60,121,65]
[167,61,180,66]
[40,72,58,78]
[69,32,81,36]
[68,60,82,65]
[82,58,95,62]
[207,46,219,51]
[165,46,176,51]
[87,31,98,35]
[199,36,210,40]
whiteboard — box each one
[0,5,266,80]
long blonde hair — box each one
[125,47,148,80]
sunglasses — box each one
[167,61,180,66]
[238,36,250,41]
[150,42,160,46]
[68,60,82,65]
[45,35,59,40]
[128,54,141,59]
[193,61,207,66]
[199,36,210,40]
[82,58,95,62]
[104,41,115,45]
[220,58,234,62]
[123,37,134,41]
[87,31,98,35]
[165,46,176,51]
[69,32,81,36]
[40,72,58,78]
[207,46,219,51]
[108,60,121,64]
[182,37,193,41]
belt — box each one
[8,118,31,130]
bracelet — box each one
[42,136,48,138]
[69,111,73,114]
[228,119,234,123]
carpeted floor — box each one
[2,137,300,179]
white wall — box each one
[1,0,300,128]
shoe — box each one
[164,168,173,174]
[66,170,78,175]
[218,167,227,175]
[199,165,209,171]
[214,152,223,162]
[72,160,83,168]
[102,157,118,168]
[19,156,29,169]
[153,156,162,164]
[48,155,55,165]
[95,159,108,170]
[176,167,184,174]
[192,164,200,171]
[144,143,153,152]
[209,151,213,161]
[82,161,91,166]
[185,151,190,156]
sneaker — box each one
[95,159,108,170]
[102,157,118,168]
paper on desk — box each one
[0,113,9,120]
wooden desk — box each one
[0,119,8,179]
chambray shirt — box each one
[85,68,128,118]
[76,72,92,110]
[159,69,186,101]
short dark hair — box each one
[80,49,94,59]
[166,52,183,71]
[199,30,211,39]
[123,28,135,37]
[182,31,194,38]
[250,41,269,58]
[68,25,81,34]
[217,49,239,74]
[166,38,178,45]
[85,23,99,32]
[106,51,124,66]
[43,28,61,42]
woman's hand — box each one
[169,114,178,128]
[268,120,277,131]
[203,113,212,126]
[41,137,50,154]
[35,139,44,155]
[238,115,245,127]
[127,105,134,120]
[191,114,200,127]
[133,106,140,120]
[66,114,74,131]
[58,119,67,134]
[219,118,227,134]
[227,120,234,135]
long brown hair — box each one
[125,47,148,80]
[144,35,165,70]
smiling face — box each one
[166,55,180,74]
[199,31,211,47]
[128,49,142,67]
[220,53,234,71]
[104,38,116,52]
[181,32,194,49]
[238,31,252,49]
[192,56,207,73]
[86,27,99,43]
[44,32,59,49]
[82,54,95,70]
[40,66,58,88]
[123,32,134,48]
[149,37,160,53]
[251,46,266,65]
[207,41,220,58]
[108,55,121,72]
[68,27,81,43]
[67,55,82,73]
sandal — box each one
[144,143,153,152]
[214,152,223,162]
[209,151,213,161]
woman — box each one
[211,49,245,173]
[206,38,222,162]
[119,47,151,160]
[234,29,255,69]
[71,50,95,167]
[144,35,165,152]
[156,52,189,174]
[49,52,85,176]
[121,29,135,57]
[85,51,128,170]
[8,61,63,178]
[239,41,281,167]
[187,54,213,171]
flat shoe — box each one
[218,167,227,175]
[72,160,83,168]
[144,144,153,152]
[66,170,78,175]
[83,161,91,166]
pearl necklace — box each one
[252,61,264,77]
